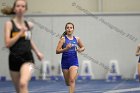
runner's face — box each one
[14,0,27,16]
[66,24,74,35]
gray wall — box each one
[0,14,140,79]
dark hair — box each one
[1,6,15,15]
[1,0,28,15]
[60,22,74,38]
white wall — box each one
[1,0,140,15]
[0,14,140,79]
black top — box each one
[10,20,32,54]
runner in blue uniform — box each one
[136,44,140,81]
[56,22,85,93]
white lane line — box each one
[104,87,140,93]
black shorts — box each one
[9,51,34,72]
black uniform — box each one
[9,20,34,71]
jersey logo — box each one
[12,32,25,37]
